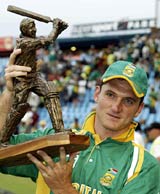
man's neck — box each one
[94,122,129,141]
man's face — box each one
[27,21,36,38]
[94,79,144,134]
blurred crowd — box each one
[0,32,160,158]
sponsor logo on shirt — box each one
[100,168,118,187]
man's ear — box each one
[134,102,144,118]
[94,86,101,103]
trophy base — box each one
[0,133,90,167]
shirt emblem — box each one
[100,168,118,187]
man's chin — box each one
[104,124,119,132]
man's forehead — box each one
[102,79,139,98]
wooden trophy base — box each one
[0,133,90,167]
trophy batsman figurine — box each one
[0,6,89,167]
[0,5,68,143]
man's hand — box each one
[5,49,31,92]
[27,147,78,194]
[0,49,32,132]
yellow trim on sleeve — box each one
[36,172,50,194]
[126,142,144,184]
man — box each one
[0,18,68,143]
[0,50,160,194]
[145,122,160,161]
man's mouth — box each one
[107,113,120,119]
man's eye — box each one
[106,92,114,97]
[123,98,135,106]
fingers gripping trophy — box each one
[0,5,89,166]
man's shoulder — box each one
[143,148,160,167]
[132,142,159,168]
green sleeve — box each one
[9,128,54,144]
[120,159,160,194]
[0,128,54,182]
[0,164,38,182]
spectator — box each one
[134,123,145,147]
[70,118,81,130]
[145,122,160,161]
[39,120,47,131]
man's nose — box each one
[111,99,122,112]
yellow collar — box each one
[82,111,137,144]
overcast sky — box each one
[0,0,157,37]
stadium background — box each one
[0,17,160,193]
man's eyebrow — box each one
[125,96,139,102]
[126,96,136,100]
[105,89,139,101]
[104,89,115,93]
